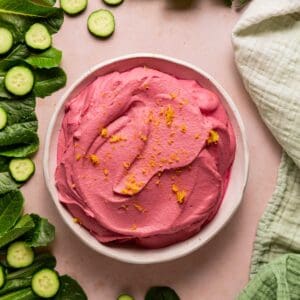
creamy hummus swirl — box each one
[55,67,236,248]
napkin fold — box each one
[232,0,300,298]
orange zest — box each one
[109,135,127,143]
[194,133,200,140]
[164,105,175,127]
[207,129,219,145]
[89,154,100,165]
[123,162,130,169]
[121,174,144,196]
[133,203,146,213]
[130,224,137,231]
[100,127,108,138]
[171,184,187,204]
[180,124,187,133]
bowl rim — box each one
[43,53,249,264]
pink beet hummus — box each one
[55,67,236,248]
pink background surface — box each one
[22,0,281,299]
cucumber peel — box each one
[117,294,135,300]
[103,0,123,6]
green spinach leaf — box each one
[32,0,57,7]
[0,214,35,248]
[34,67,67,98]
[0,78,12,99]
[0,121,39,157]
[0,278,32,296]
[0,190,24,236]
[0,0,64,35]
[55,275,88,300]
[0,45,30,76]
[145,286,180,300]
[0,139,39,157]
[25,214,55,247]
[0,172,19,195]
[0,157,9,172]
[0,95,36,126]
[26,47,62,69]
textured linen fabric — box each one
[238,254,300,300]
[232,0,300,298]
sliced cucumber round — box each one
[103,0,123,6]
[87,9,115,38]
[7,242,34,269]
[9,158,35,183]
[0,265,5,288]
[0,107,7,130]
[60,0,88,15]
[32,269,60,298]
[0,27,13,55]
[117,294,135,300]
[4,66,34,96]
[25,23,52,50]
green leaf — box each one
[55,275,88,300]
[0,96,36,126]
[0,288,35,299]
[25,47,62,69]
[0,157,9,172]
[0,190,24,237]
[0,96,38,156]
[0,172,19,195]
[0,214,35,248]
[0,139,39,157]
[224,0,233,6]
[0,0,64,34]
[25,214,55,247]
[0,122,39,157]
[32,0,57,6]
[34,67,66,98]
[0,98,38,152]
[0,45,30,76]
[145,287,180,300]
[0,78,12,99]
[0,278,32,296]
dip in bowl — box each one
[44,54,248,264]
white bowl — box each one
[44,53,249,264]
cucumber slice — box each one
[4,66,34,96]
[0,28,13,55]
[9,158,35,183]
[7,242,34,269]
[103,0,123,6]
[0,107,7,130]
[0,265,5,288]
[60,0,88,15]
[117,294,135,300]
[87,9,115,38]
[32,269,60,298]
[25,23,52,50]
